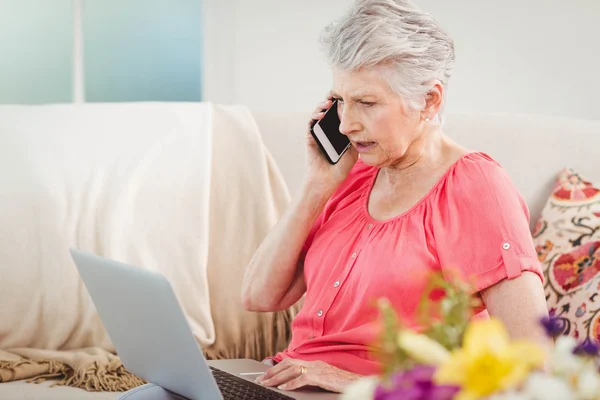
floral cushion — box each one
[533,168,600,343]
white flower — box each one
[486,390,533,400]
[396,330,450,365]
[548,336,583,376]
[341,376,379,400]
[523,372,575,400]
[577,363,600,400]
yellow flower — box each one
[397,330,451,365]
[434,318,546,400]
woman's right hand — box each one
[243,97,356,313]
[305,97,358,195]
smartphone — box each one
[310,99,351,164]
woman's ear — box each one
[422,81,444,120]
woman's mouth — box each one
[354,141,376,153]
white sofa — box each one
[254,111,600,230]
[0,104,599,399]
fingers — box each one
[258,358,292,381]
[311,111,324,121]
[308,111,324,128]
[257,359,307,388]
[277,372,310,391]
[256,358,298,382]
[309,98,333,128]
[315,99,333,113]
[261,365,305,388]
[257,360,349,393]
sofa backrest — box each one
[252,111,600,229]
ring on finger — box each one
[300,366,307,375]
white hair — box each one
[320,0,455,124]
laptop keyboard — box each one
[210,366,295,400]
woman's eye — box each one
[360,101,374,107]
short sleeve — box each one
[433,153,544,293]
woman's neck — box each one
[382,126,451,182]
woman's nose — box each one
[339,109,359,136]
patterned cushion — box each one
[534,168,600,343]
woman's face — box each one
[331,66,426,168]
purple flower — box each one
[540,316,565,338]
[573,339,600,357]
[374,365,459,400]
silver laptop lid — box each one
[69,248,223,400]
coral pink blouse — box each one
[271,152,543,375]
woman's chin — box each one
[357,152,379,166]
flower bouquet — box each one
[342,273,600,400]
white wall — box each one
[203,0,600,121]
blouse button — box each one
[333,281,340,288]
[366,223,373,229]
[502,242,511,250]
[317,310,323,317]
[351,252,357,259]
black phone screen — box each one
[318,101,350,154]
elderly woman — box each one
[242,0,548,394]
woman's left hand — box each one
[256,359,360,393]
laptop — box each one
[69,248,339,400]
